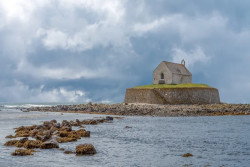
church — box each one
[153,60,192,85]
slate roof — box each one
[163,61,192,76]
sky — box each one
[1,0,250,103]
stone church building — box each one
[153,60,192,85]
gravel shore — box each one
[25,103,250,117]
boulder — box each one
[5,135,16,139]
[56,137,77,143]
[40,142,59,149]
[106,116,113,121]
[75,144,96,155]
[23,140,42,149]
[11,149,34,156]
[76,129,90,137]
[4,140,19,146]
[64,150,74,154]
[182,153,193,157]
[125,126,132,128]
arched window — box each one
[161,73,164,79]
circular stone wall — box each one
[124,87,220,104]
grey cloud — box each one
[0,0,250,103]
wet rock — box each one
[21,109,29,112]
[106,116,113,121]
[64,150,74,154]
[15,130,30,137]
[182,153,193,157]
[60,125,72,132]
[50,120,57,124]
[5,135,16,138]
[57,131,69,137]
[76,129,90,137]
[43,121,51,126]
[11,149,34,156]
[81,120,98,125]
[125,126,132,128]
[40,142,59,149]
[56,137,77,143]
[20,137,29,143]
[4,140,19,146]
[54,123,61,129]
[62,120,70,127]
[14,138,29,147]
[75,144,96,155]
[23,140,42,149]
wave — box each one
[0,104,54,109]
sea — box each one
[0,103,250,167]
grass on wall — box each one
[133,83,212,89]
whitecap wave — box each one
[1,104,53,109]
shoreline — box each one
[24,103,250,117]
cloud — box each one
[171,47,210,68]
[0,81,91,103]
[1,0,250,103]
[133,17,167,34]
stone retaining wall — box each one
[124,87,220,104]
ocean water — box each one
[0,105,250,167]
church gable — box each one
[153,61,192,85]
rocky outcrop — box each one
[4,117,117,156]
[25,103,250,117]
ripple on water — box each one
[0,109,250,167]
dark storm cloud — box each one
[0,0,250,103]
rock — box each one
[54,123,61,129]
[62,120,70,127]
[40,142,59,149]
[50,120,57,124]
[19,137,29,143]
[11,149,34,156]
[13,137,29,147]
[43,121,51,126]
[56,137,77,143]
[125,126,132,128]
[57,131,69,137]
[23,140,42,149]
[182,153,193,157]
[22,109,29,112]
[5,135,16,138]
[64,150,74,154]
[75,144,96,155]
[60,125,72,132]
[4,140,19,146]
[15,129,30,137]
[106,116,113,121]
[90,120,97,125]
[76,129,90,137]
